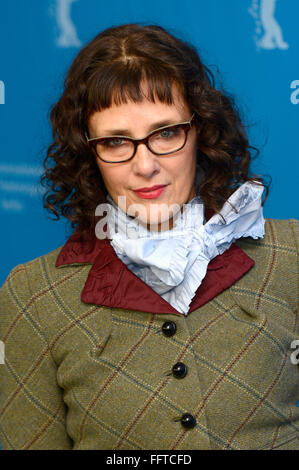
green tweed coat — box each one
[0,218,298,450]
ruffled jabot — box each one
[106,181,265,315]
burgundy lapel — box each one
[56,208,255,316]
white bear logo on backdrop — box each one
[53,0,290,52]
[249,0,289,50]
[55,0,81,48]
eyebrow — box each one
[99,118,185,137]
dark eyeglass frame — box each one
[85,113,196,163]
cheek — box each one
[96,162,114,186]
[97,164,128,195]
[176,146,197,177]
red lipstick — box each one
[133,184,167,199]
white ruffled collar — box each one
[106,181,265,314]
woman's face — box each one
[88,86,198,230]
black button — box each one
[172,362,188,378]
[181,413,196,429]
[162,321,177,337]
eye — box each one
[111,137,125,146]
[102,137,125,147]
[158,126,181,139]
[159,129,174,138]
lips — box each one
[133,185,167,193]
[132,184,167,199]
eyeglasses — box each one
[86,114,195,163]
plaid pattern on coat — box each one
[0,218,298,450]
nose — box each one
[131,143,160,178]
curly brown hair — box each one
[40,23,270,240]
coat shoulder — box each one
[236,217,299,254]
[234,217,298,316]
[264,217,299,244]
[235,217,298,284]
[1,244,91,304]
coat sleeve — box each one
[0,263,73,450]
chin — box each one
[136,203,182,231]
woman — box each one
[0,23,298,450]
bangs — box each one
[85,60,184,118]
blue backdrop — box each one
[0,0,298,288]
